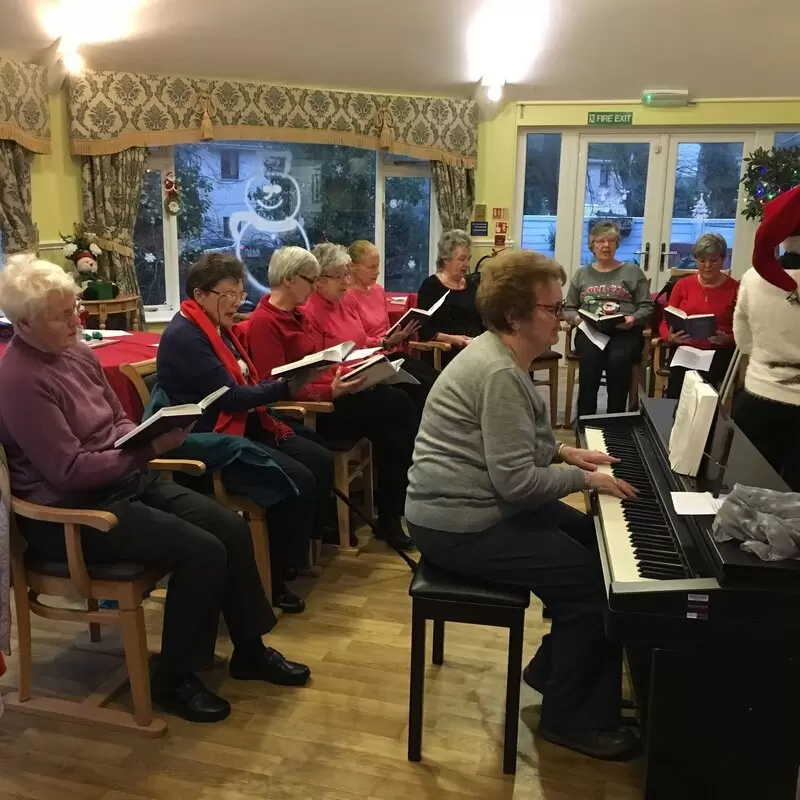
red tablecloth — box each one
[0,332,160,422]
[385,292,412,327]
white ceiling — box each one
[1,0,798,101]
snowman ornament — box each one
[227,150,310,296]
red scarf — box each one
[180,299,293,441]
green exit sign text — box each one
[587,112,634,126]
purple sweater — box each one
[0,337,154,505]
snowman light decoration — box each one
[227,150,310,296]
[62,235,119,301]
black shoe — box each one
[538,725,639,760]
[229,646,311,686]
[375,517,414,551]
[273,589,306,614]
[151,673,230,723]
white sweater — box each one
[733,267,800,406]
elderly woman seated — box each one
[240,246,418,552]
[658,233,738,399]
[0,255,310,724]
[302,242,436,421]
[415,229,485,369]
[405,249,638,761]
[156,252,334,613]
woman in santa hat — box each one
[732,184,800,491]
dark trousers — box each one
[388,353,438,423]
[666,347,735,400]
[733,390,800,492]
[21,477,276,675]
[408,502,621,732]
[317,384,416,519]
[242,417,334,582]
[575,328,643,417]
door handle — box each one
[633,242,651,272]
[660,243,678,272]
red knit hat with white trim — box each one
[752,184,800,304]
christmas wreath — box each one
[740,145,800,221]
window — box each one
[220,149,240,180]
[599,164,610,188]
[520,133,562,258]
[776,131,800,150]
[135,141,377,317]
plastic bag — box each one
[712,484,800,561]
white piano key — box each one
[584,427,646,584]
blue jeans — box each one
[407,502,622,732]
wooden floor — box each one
[0,489,643,800]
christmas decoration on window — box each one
[60,226,119,301]
[164,170,180,215]
[740,145,800,221]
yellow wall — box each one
[473,98,800,247]
[30,91,82,244]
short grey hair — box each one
[436,229,472,268]
[693,233,727,261]
[311,243,351,276]
[588,221,621,251]
[267,246,320,288]
[0,254,77,323]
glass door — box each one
[570,134,668,282]
[379,157,439,293]
[657,133,755,287]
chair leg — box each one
[408,604,426,763]
[246,511,273,604]
[362,442,375,522]
[119,608,154,729]
[629,365,640,410]
[87,598,102,643]
[333,454,352,550]
[12,577,33,702]
[565,362,577,429]
[503,615,525,775]
[432,619,445,665]
[548,363,559,428]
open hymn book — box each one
[270,342,381,379]
[668,370,719,477]
[114,386,230,448]
[340,354,420,393]
[385,290,450,336]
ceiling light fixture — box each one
[485,84,504,103]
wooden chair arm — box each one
[271,401,334,414]
[11,497,118,531]
[148,458,206,477]
[408,340,451,353]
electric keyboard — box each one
[577,398,800,800]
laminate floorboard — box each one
[0,488,643,799]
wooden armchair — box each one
[119,359,277,598]
[563,323,652,427]
[271,401,374,554]
[3,452,204,738]
[406,340,451,373]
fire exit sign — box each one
[587,111,634,126]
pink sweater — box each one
[0,337,153,505]
[301,291,370,350]
[343,284,388,347]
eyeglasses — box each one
[47,300,84,324]
[210,290,246,304]
[535,300,565,316]
[297,274,317,286]
[322,270,351,282]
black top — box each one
[157,314,289,433]
[416,274,485,341]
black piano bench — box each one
[407,558,531,775]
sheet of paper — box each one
[81,329,133,338]
[577,320,609,351]
[344,346,381,362]
[670,491,727,516]
[388,296,408,304]
[670,346,714,372]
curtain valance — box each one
[67,69,477,166]
[0,58,50,154]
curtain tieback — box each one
[377,107,395,151]
[194,92,216,141]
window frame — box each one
[219,149,240,181]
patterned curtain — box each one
[0,141,36,254]
[81,147,148,319]
[431,162,476,232]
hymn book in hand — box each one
[340,354,420,393]
[114,386,230,448]
[664,306,717,340]
[270,341,358,379]
[385,291,450,336]
[577,309,625,334]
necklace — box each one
[439,272,465,290]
